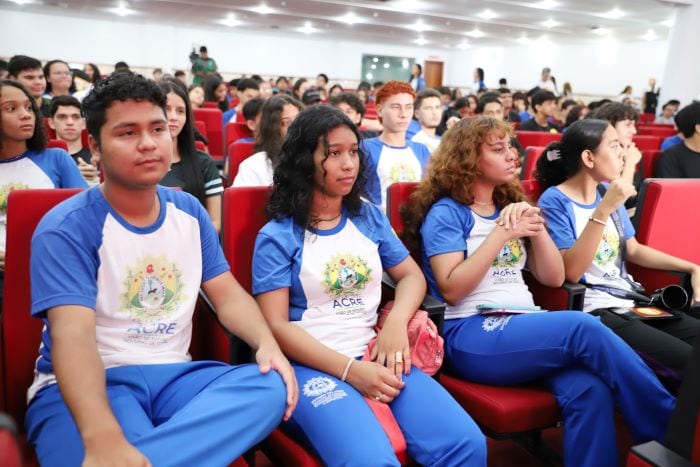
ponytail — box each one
[534,141,570,189]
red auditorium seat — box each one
[228,141,256,181]
[521,146,545,181]
[222,186,418,466]
[202,101,219,109]
[637,126,677,139]
[194,119,207,136]
[193,108,224,159]
[47,139,68,152]
[225,121,253,149]
[195,140,208,153]
[521,179,544,203]
[632,135,662,152]
[0,413,22,467]
[386,182,570,462]
[640,150,663,179]
[515,131,561,149]
[639,113,656,125]
[629,179,700,294]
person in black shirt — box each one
[49,95,98,184]
[657,102,700,178]
[158,79,224,232]
[519,90,560,133]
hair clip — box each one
[546,149,561,161]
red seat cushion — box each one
[439,374,560,434]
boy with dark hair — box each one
[236,97,264,143]
[330,92,377,139]
[657,102,700,178]
[497,88,520,122]
[656,100,678,125]
[48,95,98,184]
[223,78,260,127]
[519,90,560,132]
[411,88,443,153]
[174,70,187,86]
[25,73,296,466]
[8,55,51,116]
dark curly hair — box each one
[82,72,166,147]
[267,105,367,228]
[589,102,638,125]
[0,79,47,152]
[534,118,610,189]
[402,117,525,256]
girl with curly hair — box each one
[252,105,485,466]
[402,116,675,467]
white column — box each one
[659,2,700,109]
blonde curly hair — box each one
[402,116,526,256]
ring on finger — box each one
[395,351,403,363]
[374,394,382,401]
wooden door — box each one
[424,61,443,89]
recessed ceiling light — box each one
[533,0,559,8]
[299,21,318,34]
[465,28,485,38]
[541,18,560,28]
[601,8,625,19]
[412,20,429,32]
[457,41,471,49]
[251,4,275,15]
[414,36,429,45]
[516,35,531,44]
[219,14,241,27]
[642,29,658,41]
[477,9,497,20]
[109,2,137,16]
[337,12,361,24]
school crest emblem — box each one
[122,255,185,321]
[594,226,619,266]
[389,163,417,182]
[0,182,29,215]
[322,253,371,297]
[492,239,523,268]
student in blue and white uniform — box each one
[253,105,485,466]
[402,116,675,467]
[0,79,87,300]
[360,81,430,210]
[535,118,700,384]
[24,73,297,467]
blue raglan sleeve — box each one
[364,204,409,269]
[55,149,89,188]
[538,188,577,250]
[421,200,474,258]
[252,222,295,295]
[361,139,382,206]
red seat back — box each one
[222,187,271,293]
[202,101,219,109]
[520,179,544,203]
[641,150,663,179]
[638,126,677,138]
[639,113,656,124]
[228,142,257,182]
[634,179,700,265]
[194,140,208,153]
[632,135,662,151]
[515,131,561,149]
[1,189,83,428]
[225,122,253,149]
[47,139,68,152]
[193,108,224,159]
[194,120,207,136]
[521,146,545,181]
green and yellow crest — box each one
[594,226,619,266]
[322,253,371,297]
[389,163,417,182]
[0,182,29,214]
[493,239,523,268]
[121,255,185,321]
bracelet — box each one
[341,357,354,382]
[588,216,607,226]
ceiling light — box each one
[402,59,409,69]
[251,4,275,15]
[457,41,471,49]
[8,0,33,5]
[642,29,658,41]
[601,8,625,19]
[662,18,674,28]
[465,28,485,38]
[541,18,560,28]
[477,9,497,20]
[412,20,429,32]
[516,35,531,44]
[383,63,391,69]
[218,14,241,27]
[109,2,137,16]
[533,0,559,8]
[414,36,429,45]
[337,12,361,24]
[299,21,318,34]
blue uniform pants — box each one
[443,311,676,467]
[285,364,486,467]
[25,361,287,467]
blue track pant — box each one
[285,364,486,467]
[443,311,676,467]
[26,361,287,467]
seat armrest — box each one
[628,441,696,467]
[562,282,586,311]
[198,289,253,365]
[382,273,446,335]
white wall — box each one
[1,9,671,97]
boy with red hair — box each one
[360,81,430,210]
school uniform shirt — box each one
[361,137,431,210]
[232,151,273,187]
[252,202,408,358]
[28,186,230,401]
[538,186,636,312]
[160,151,224,199]
[420,198,534,320]
[411,130,441,154]
[0,147,87,252]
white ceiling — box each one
[1,0,680,48]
